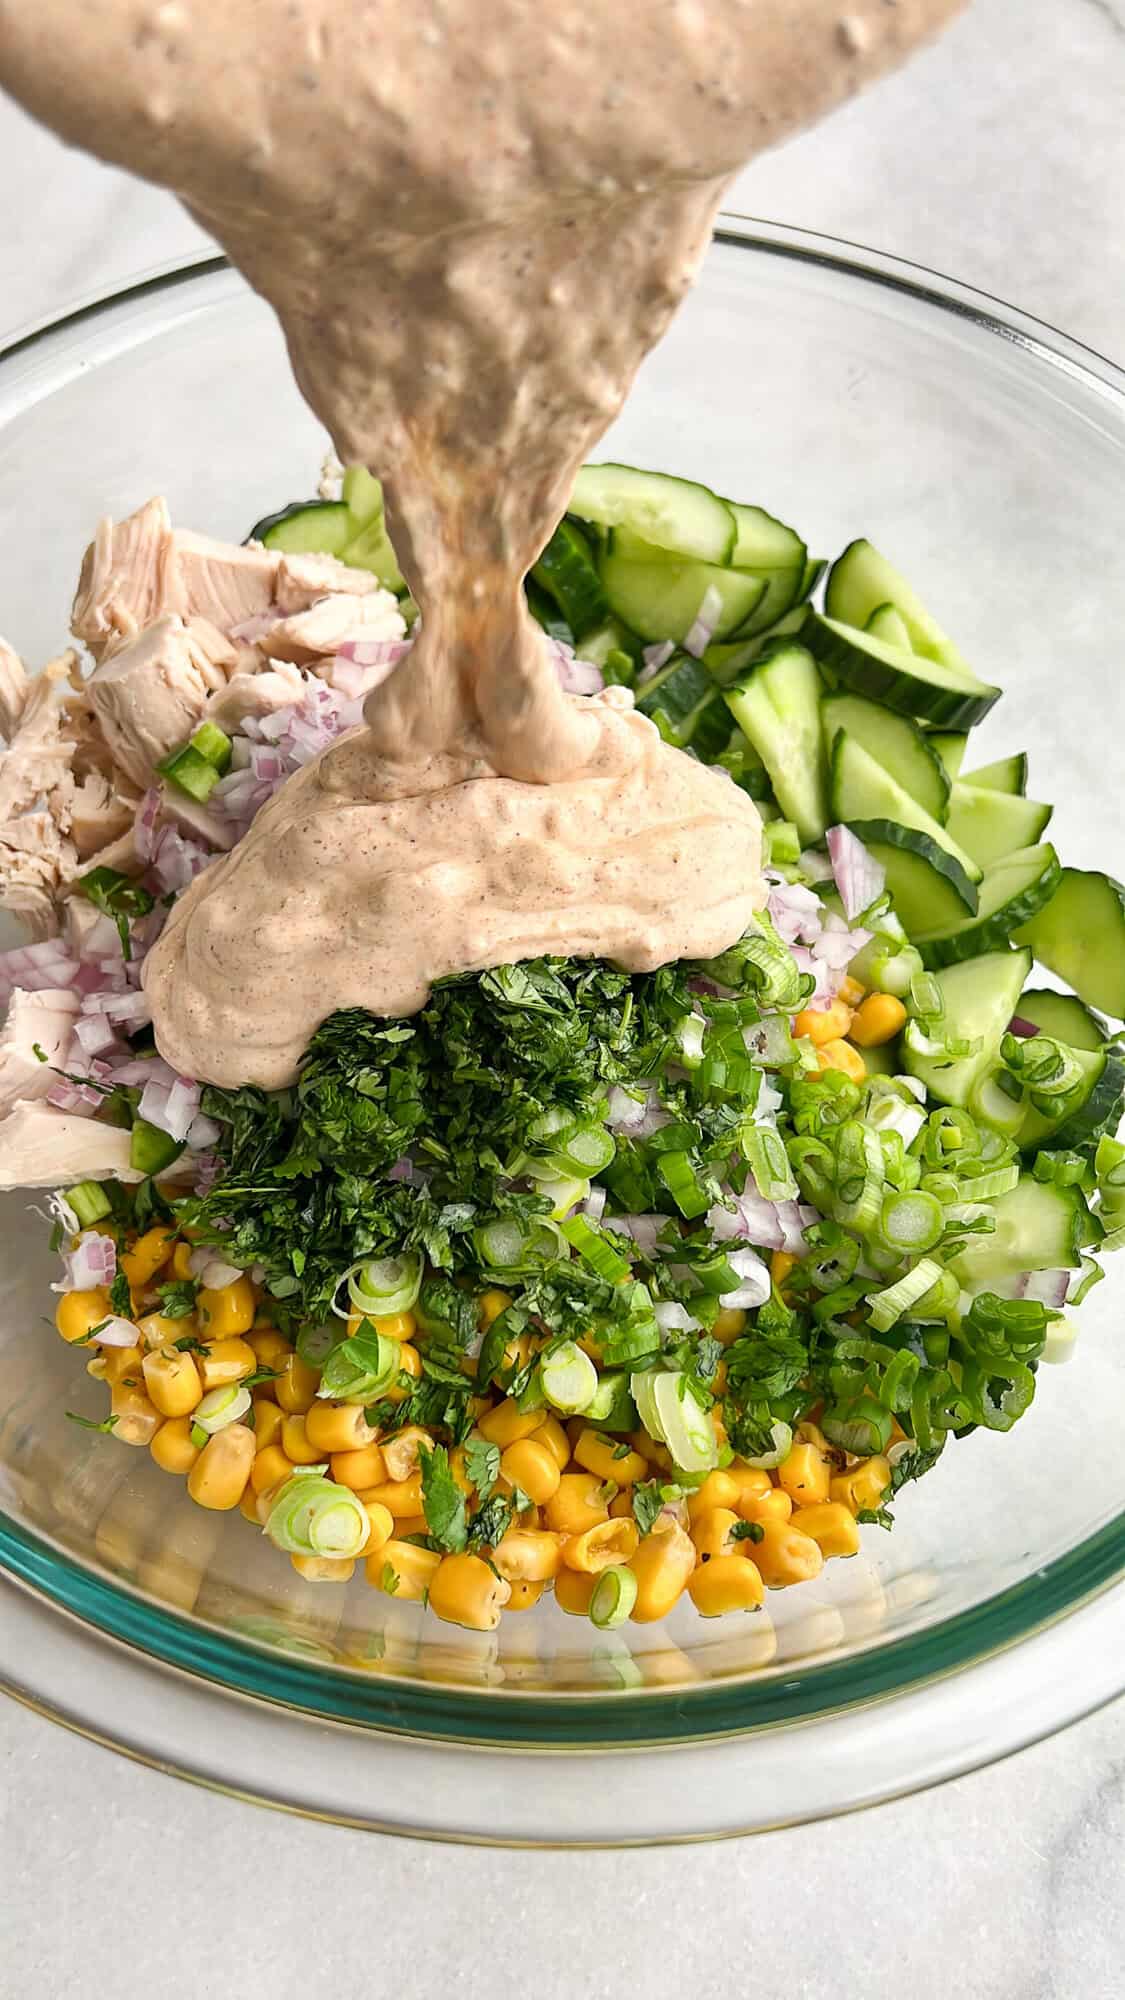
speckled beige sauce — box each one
[0,0,962,1085]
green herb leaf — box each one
[464,1436,501,1499]
[157,1278,198,1320]
[418,1442,468,1553]
[65,1410,118,1434]
[109,1270,132,1319]
[730,1518,764,1544]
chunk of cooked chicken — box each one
[207,658,307,730]
[71,496,172,657]
[272,551,377,614]
[0,987,80,1117]
[0,1099,200,1188]
[86,614,230,790]
[0,813,78,939]
[163,528,280,631]
[253,588,405,665]
[0,635,30,739]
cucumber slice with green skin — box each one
[928,731,968,782]
[903,948,1032,1109]
[861,1043,899,1077]
[341,466,383,527]
[916,845,1062,969]
[726,502,805,573]
[945,782,1052,869]
[864,602,913,650]
[821,691,950,824]
[704,607,808,683]
[250,499,353,558]
[339,515,406,592]
[829,733,981,891]
[531,519,609,639]
[1017,988,1110,1054]
[1015,868,1125,1022]
[801,557,827,600]
[961,752,1028,796]
[573,616,643,671]
[570,464,736,563]
[634,654,717,747]
[525,577,574,644]
[727,563,809,637]
[824,538,975,681]
[723,642,828,845]
[681,692,736,762]
[951,1174,1084,1289]
[1017,1046,1125,1152]
[599,539,766,645]
[865,838,978,935]
[802,612,1001,730]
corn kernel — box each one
[816,1038,867,1083]
[544,1471,610,1537]
[367,1538,440,1600]
[119,1225,177,1290]
[384,1342,423,1404]
[838,974,866,1007]
[686,1470,740,1522]
[770,1249,797,1290]
[109,1381,161,1446]
[476,1398,546,1448]
[849,992,908,1048]
[711,1307,746,1345]
[381,1426,432,1482]
[196,1276,256,1339]
[500,1436,562,1505]
[142,1345,203,1419]
[789,1500,861,1559]
[359,1499,395,1554]
[830,1453,891,1515]
[251,1443,295,1495]
[304,1401,377,1454]
[55,1288,111,1344]
[562,1517,639,1573]
[360,1471,425,1518]
[553,1568,597,1616]
[280,1414,323,1465]
[572,1429,648,1487]
[252,1398,286,1451]
[195,1336,256,1392]
[737,1483,793,1525]
[778,1440,831,1508]
[347,1306,416,1341]
[688,1552,765,1616]
[506,1578,546,1611]
[690,1506,741,1560]
[187,1423,255,1509]
[274,1353,321,1414]
[752,1517,824,1587]
[536,1414,571,1470]
[291,1553,355,1583]
[793,998,854,1046]
[331,1441,387,1490]
[493,1528,565,1581]
[246,1327,293,1371]
[429,1552,511,1630]
[478,1288,513,1328]
[150,1415,202,1475]
[628,1521,696,1623]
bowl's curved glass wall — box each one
[1,228,1123,1744]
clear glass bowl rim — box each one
[1,215,1123,1751]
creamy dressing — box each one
[0,0,961,1085]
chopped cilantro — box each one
[633,1479,677,1538]
[78,865,155,961]
[464,1436,501,1498]
[418,1442,468,1552]
[157,1278,198,1320]
[65,1410,118,1434]
[730,1518,764,1544]
[379,1561,400,1596]
[109,1271,132,1319]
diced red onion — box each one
[73,1014,119,1057]
[549,639,604,696]
[335,636,413,669]
[191,1151,221,1195]
[135,787,162,863]
[1007,1015,1041,1039]
[150,826,214,894]
[188,1245,243,1290]
[653,1300,700,1334]
[47,1078,101,1114]
[606,1083,668,1136]
[682,582,724,659]
[138,1079,171,1130]
[811,909,872,970]
[163,1076,202,1143]
[638,641,674,681]
[826,824,886,923]
[708,1192,815,1255]
[603,1213,663,1257]
[720,1245,772,1310]
[54,1230,118,1293]
[90,1314,139,1349]
[186,1111,222,1150]
[580,1185,607,1223]
[1014,1269,1070,1309]
[388,1154,418,1184]
[110,1057,177,1089]
[767,881,823,947]
[46,1188,81,1237]
[0,937,81,1002]
[96,990,151,1028]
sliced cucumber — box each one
[525,578,575,644]
[824,538,975,680]
[250,499,353,558]
[635,653,720,750]
[570,464,735,563]
[704,607,808,683]
[532,520,609,639]
[339,514,406,593]
[723,643,828,845]
[341,466,384,527]
[951,1174,1084,1289]
[928,731,968,782]
[1017,988,1110,1054]
[599,536,766,645]
[727,565,809,637]
[861,1043,899,1077]
[727,502,805,573]
[945,782,1052,868]
[821,691,950,824]
[829,733,981,893]
[903,948,1032,1109]
[801,557,827,600]
[916,845,1062,969]
[574,617,644,672]
[961,752,1028,796]
[865,603,913,650]
[1017,1047,1125,1153]
[1016,869,1125,1022]
[867,838,981,937]
[802,613,1000,730]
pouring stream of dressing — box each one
[0,0,963,1086]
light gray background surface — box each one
[2,0,1124,1992]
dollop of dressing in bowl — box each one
[0,0,963,1083]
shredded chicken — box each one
[0,635,30,739]
[0,987,80,1117]
[0,813,78,939]
[207,658,309,729]
[0,654,77,823]
[253,588,405,665]
[273,551,378,614]
[87,614,231,790]
[0,1098,204,1187]
[71,496,172,658]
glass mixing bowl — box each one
[1,220,1123,1843]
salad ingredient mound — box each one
[4,461,1123,1635]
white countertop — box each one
[2,0,1124,1988]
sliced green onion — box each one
[909,970,943,1021]
[193,1382,252,1436]
[584,1371,635,1429]
[317,1329,398,1402]
[543,1123,616,1177]
[1095,1136,1125,1187]
[530,1171,591,1220]
[1041,1314,1078,1365]
[821,1395,893,1456]
[1069,1255,1103,1307]
[264,1473,369,1558]
[764,819,801,866]
[880,1346,920,1412]
[849,937,923,998]
[974,1360,1037,1433]
[651,1371,718,1474]
[560,1214,631,1282]
[629,1368,665,1445]
[741,1417,793,1470]
[676,1014,708,1069]
[745,1015,797,1068]
[743,1125,798,1203]
[655,1150,710,1220]
[474,1217,565,1272]
[879,1191,944,1255]
[296,1324,341,1368]
[345,1251,422,1318]
[67,1179,112,1229]
[833,1121,885,1235]
[589,1565,638,1629]
[190,1422,208,1450]
[969,1066,1027,1136]
[958,1163,1020,1201]
[866,1256,944,1333]
[540,1341,598,1416]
